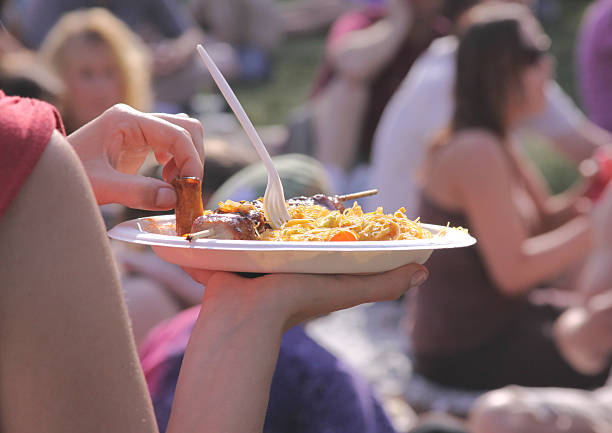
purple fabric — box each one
[577,0,612,132]
[22,0,190,48]
[140,306,396,433]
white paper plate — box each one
[108,215,476,274]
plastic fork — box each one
[196,44,291,229]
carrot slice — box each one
[330,230,358,241]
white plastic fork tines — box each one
[196,43,290,229]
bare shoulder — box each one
[37,130,84,176]
[1,131,82,223]
[8,130,96,217]
[438,129,511,183]
[0,131,155,433]
[425,129,514,208]
[28,130,99,209]
[0,130,103,264]
[446,129,506,160]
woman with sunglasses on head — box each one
[408,2,612,391]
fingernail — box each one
[155,187,177,208]
[410,269,428,287]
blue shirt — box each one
[23,0,191,48]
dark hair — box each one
[452,4,548,138]
[441,0,480,24]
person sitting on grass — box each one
[408,2,612,391]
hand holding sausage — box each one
[67,104,205,210]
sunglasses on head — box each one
[523,45,550,65]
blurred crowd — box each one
[2,0,612,432]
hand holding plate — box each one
[183,263,428,331]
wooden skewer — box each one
[186,228,214,242]
[337,189,379,202]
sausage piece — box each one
[191,213,259,240]
[172,177,204,236]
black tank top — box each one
[409,194,527,355]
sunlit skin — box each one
[60,36,123,130]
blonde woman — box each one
[39,8,152,132]
[39,8,166,344]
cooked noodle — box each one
[144,200,437,241]
[259,202,433,241]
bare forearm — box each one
[490,217,593,296]
[554,121,612,163]
[541,184,590,229]
[167,299,284,433]
[331,16,409,81]
[165,265,427,433]
[518,216,593,289]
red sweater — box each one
[0,91,65,219]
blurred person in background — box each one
[409,2,612,393]
[0,0,62,102]
[279,0,392,37]
[468,297,612,433]
[577,0,612,134]
[0,0,24,56]
[278,0,349,36]
[469,285,612,433]
[12,0,193,50]
[0,50,62,103]
[188,0,282,82]
[286,0,445,195]
[38,8,152,133]
[7,0,236,112]
[369,0,612,216]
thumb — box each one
[95,170,178,211]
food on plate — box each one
[142,179,435,241]
[184,193,352,241]
[259,201,433,241]
[189,200,266,241]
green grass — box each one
[232,33,326,126]
[524,139,579,193]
